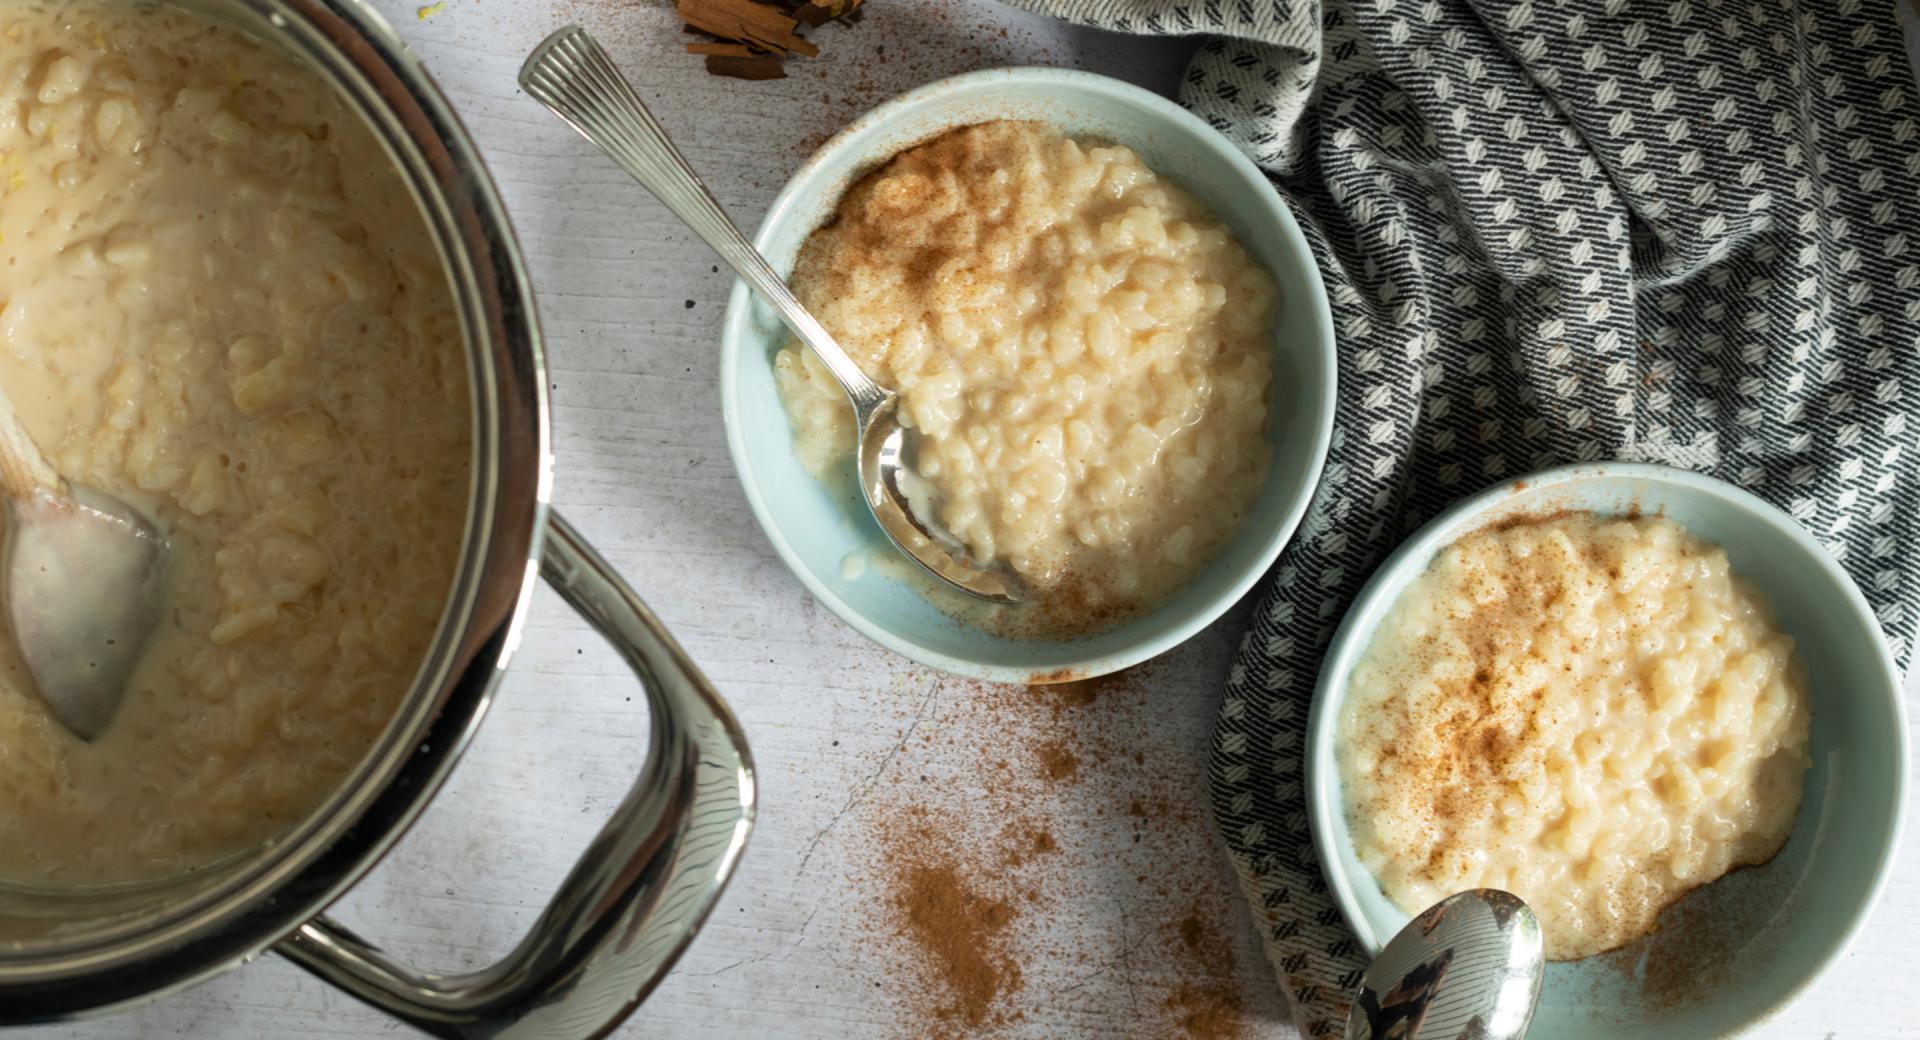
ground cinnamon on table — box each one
[1164,910,1248,1040]
[880,809,1027,1029]
[1035,739,1079,781]
[851,664,1265,1038]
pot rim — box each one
[0,0,548,1016]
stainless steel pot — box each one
[0,1,756,1035]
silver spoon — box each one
[1345,889,1544,1040]
[518,26,1021,604]
[0,386,167,740]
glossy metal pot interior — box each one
[0,0,756,1035]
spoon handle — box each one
[0,384,63,501]
[520,27,891,420]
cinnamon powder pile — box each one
[1165,911,1249,1040]
[846,663,1273,1038]
[886,809,1025,1028]
[1034,740,1079,782]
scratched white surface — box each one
[23,1,1920,1038]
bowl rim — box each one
[717,65,1337,682]
[1304,460,1910,1027]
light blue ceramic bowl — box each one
[1308,462,1909,1037]
[719,68,1336,682]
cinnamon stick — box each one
[705,54,787,80]
[675,0,860,79]
[676,0,816,56]
[686,41,757,56]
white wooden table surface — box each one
[28,2,1920,1038]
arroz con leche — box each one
[0,0,469,884]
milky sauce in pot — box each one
[0,1,469,884]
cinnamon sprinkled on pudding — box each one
[1338,513,1811,961]
[774,121,1275,637]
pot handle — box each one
[277,510,756,1039]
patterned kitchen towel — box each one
[1007,0,1920,1034]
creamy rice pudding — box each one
[775,121,1274,634]
[1338,513,1811,960]
[0,2,468,883]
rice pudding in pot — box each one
[1337,513,1811,960]
[0,1,469,884]
[774,121,1275,636]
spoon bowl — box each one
[1346,889,1544,1040]
[0,388,168,739]
[860,402,1020,603]
[4,487,167,739]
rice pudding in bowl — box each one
[1309,465,1906,1034]
[0,0,468,885]
[721,68,1335,682]
[1336,512,1811,961]
[774,120,1275,636]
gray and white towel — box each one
[1010,0,1920,1034]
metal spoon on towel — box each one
[518,25,1022,604]
[0,385,167,740]
[1345,889,1544,1040]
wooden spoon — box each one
[0,386,167,740]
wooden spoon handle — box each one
[0,385,65,501]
